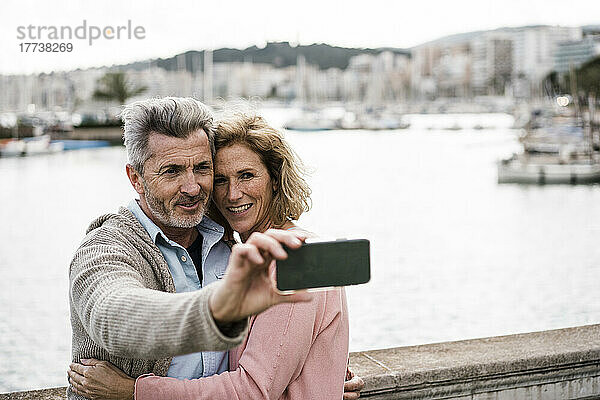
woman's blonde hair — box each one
[212,112,311,227]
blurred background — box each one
[1,0,600,393]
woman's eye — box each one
[214,177,226,185]
[240,172,254,180]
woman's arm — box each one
[136,291,347,400]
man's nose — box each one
[227,182,243,202]
[180,170,200,196]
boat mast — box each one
[568,63,591,160]
[203,49,213,105]
[589,93,597,161]
[569,63,580,118]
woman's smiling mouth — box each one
[227,204,253,214]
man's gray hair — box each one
[121,97,216,173]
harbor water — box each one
[1,112,600,392]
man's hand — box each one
[209,229,313,323]
[344,367,365,399]
[68,359,134,400]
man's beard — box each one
[143,180,208,229]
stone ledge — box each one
[349,324,600,398]
[2,324,600,399]
[0,387,66,400]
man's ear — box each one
[126,164,145,195]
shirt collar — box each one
[127,199,224,246]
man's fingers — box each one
[343,392,360,400]
[80,358,101,366]
[344,375,365,391]
[67,370,80,384]
[70,384,89,398]
[69,379,85,397]
[263,229,304,249]
[67,371,88,395]
[69,362,89,376]
[268,260,277,281]
[246,231,289,260]
[233,243,265,266]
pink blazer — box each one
[135,288,349,399]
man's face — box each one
[138,130,213,229]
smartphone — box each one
[276,238,370,291]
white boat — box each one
[23,135,64,155]
[521,121,588,154]
[284,116,338,131]
[0,139,26,157]
[498,155,600,184]
[0,135,64,157]
[284,109,409,131]
[358,115,409,130]
[498,94,600,184]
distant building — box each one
[0,72,83,112]
[435,43,471,98]
[410,33,475,99]
[410,44,442,100]
[554,35,600,74]
[343,51,410,104]
[511,25,581,97]
[471,32,513,96]
[411,25,582,100]
[0,24,596,113]
[213,62,276,99]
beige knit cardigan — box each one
[68,207,247,398]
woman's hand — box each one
[68,359,135,400]
[343,367,365,399]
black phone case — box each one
[276,239,370,291]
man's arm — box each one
[70,229,310,359]
[70,241,241,358]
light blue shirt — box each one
[128,200,231,379]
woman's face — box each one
[213,143,276,239]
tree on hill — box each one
[148,42,410,73]
[575,56,600,98]
[93,72,147,104]
[544,56,600,105]
[541,71,561,97]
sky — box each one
[0,0,599,75]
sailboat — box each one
[0,115,64,157]
[497,95,600,184]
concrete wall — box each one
[0,387,66,400]
[351,324,600,399]
[2,325,599,399]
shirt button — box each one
[181,255,187,262]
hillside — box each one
[123,41,410,72]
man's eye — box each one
[214,177,227,185]
[240,172,254,179]
[194,164,211,173]
[164,168,177,175]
